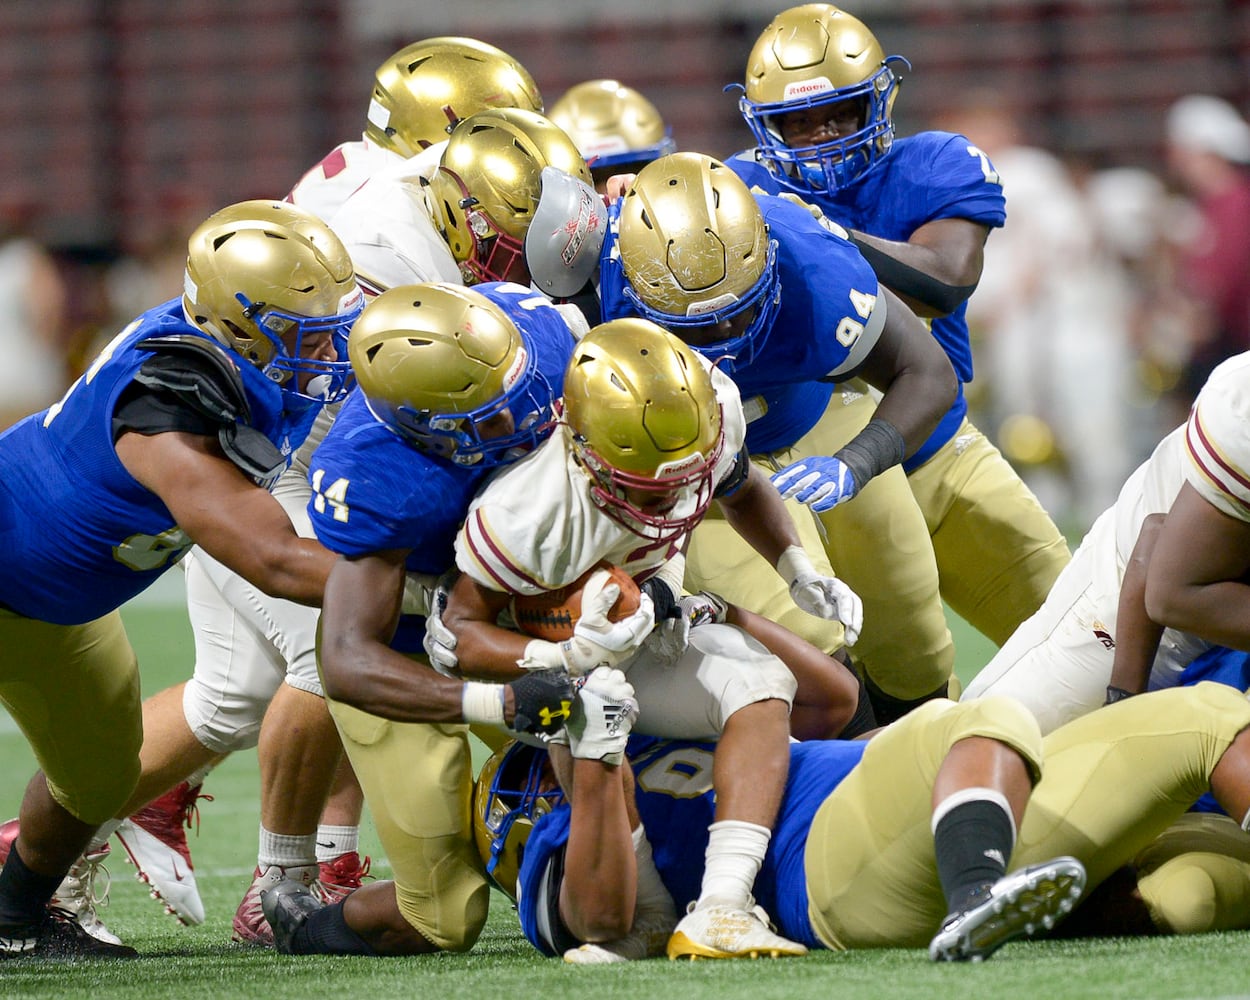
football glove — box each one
[771,456,858,513]
[644,591,728,665]
[777,546,862,646]
[567,667,638,764]
[557,578,655,677]
[507,668,575,739]
[421,575,460,677]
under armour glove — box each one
[558,576,655,676]
[770,456,858,513]
[777,546,863,646]
[507,668,575,739]
[421,576,460,677]
[567,667,639,765]
[644,591,729,665]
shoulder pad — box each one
[134,335,252,425]
[136,334,286,488]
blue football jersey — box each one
[731,132,1006,469]
[0,297,317,624]
[601,193,884,455]
[306,282,576,648]
[517,735,869,954]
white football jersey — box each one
[327,146,461,296]
[456,359,748,595]
[1183,351,1250,522]
[286,138,400,222]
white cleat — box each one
[115,781,210,926]
[666,901,807,960]
[929,856,1087,962]
[563,901,677,964]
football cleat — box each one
[317,851,372,904]
[666,900,807,960]
[114,781,212,926]
[232,864,321,947]
[0,819,121,946]
[260,878,325,955]
[928,856,1086,962]
[0,906,137,960]
[564,899,677,964]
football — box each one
[510,562,642,642]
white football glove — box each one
[567,667,639,764]
[777,545,862,646]
[557,573,655,677]
[421,575,460,677]
[644,591,728,665]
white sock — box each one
[315,825,360,864]
[90,819,121,853]
[633,825,676,918]
[695,820,771,910]
[257,827,317,870]
[186,763,215,788]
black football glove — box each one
[508,668,575,738]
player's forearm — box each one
[719,466,800,568]
[1144,579,1250,651]
[1109,514,1166,695]
[319,637,467,722]
[560,758,636,943]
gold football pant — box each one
[804,683,1250,949]
[1133,811,1250,934]
[0,608,142,825]
[323,667,489,952]
[908,418,1070,648]
[686,387,953,701]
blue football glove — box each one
[770,456,858,513]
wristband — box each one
[517,639,566,671]
[833,417,906,488]
[461,682,506,725]
[776,544,815,588]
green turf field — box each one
[2,596,1248,999]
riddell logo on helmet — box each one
[783,77,835,99]
[501,346,528,392]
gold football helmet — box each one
[616,153,780,371]
[734,4,908,193]
[548,79,676,185]
[348,283,555,466]
[426,108,592,285]
[473,741,564,902]
[364,36,544,157]
[563,318,723,542]
[183,199,362,402]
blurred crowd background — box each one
[5,0,1250,531]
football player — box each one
[548,79,677,194]
[598,151,958,720]
[0,200,363,959]
[484,677,1250,962]
[427,319,868,960]
[286,36,543,224]
[963,351,1250,731]
[255,281,581,958]
[113,97,593,946]
[727,4,1071,718]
